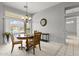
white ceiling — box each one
[3,2,61,14]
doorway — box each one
[65,6,79,45]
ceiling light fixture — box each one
[24,3,32,21]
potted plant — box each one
[3,32,11,42]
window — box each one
[5,11,32,35]
[10,19,24,34]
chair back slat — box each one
[34,32,42,45]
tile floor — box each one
[0,35,79,56]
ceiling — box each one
[3,2,61,14]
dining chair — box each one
[11,34,22,53]
[28,32,42,54]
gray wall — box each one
[32,2,79,43]
[4,5,26,16]
[0,3,5,44]
[4,5,32,17]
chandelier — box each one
[24,3,31,21]
[24,3,31,34]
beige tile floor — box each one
[0,35,79,56]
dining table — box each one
[17,35,34,51]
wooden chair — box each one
[11,34,22,53]
[28,32,42,54]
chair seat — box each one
[28,40,38,48]
[14,41,22,44]
[28,41,33,46]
